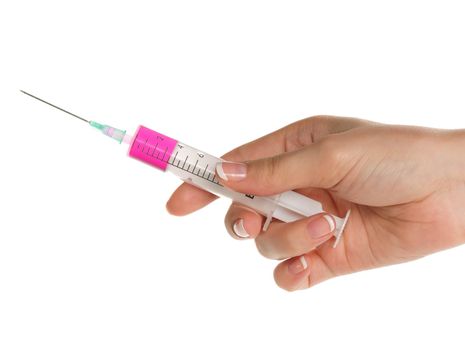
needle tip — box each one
[19,90,90,123]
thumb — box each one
[215,137,352,196]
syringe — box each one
[21,90,350,247]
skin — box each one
[166,116,465,291]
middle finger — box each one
[255,213,336,260]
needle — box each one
[20,90,90,124]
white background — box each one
[1,1,465,349]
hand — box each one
[166,116,465,291]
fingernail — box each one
[216,162,247,181]
[307,214,335,239]
[232,219,249,238]
[289,255,308,275]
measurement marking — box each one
[162,147,168,160]
[141,138,149,153]
[193,160,198,173]
[163,158,223,187]
[134,143,221,186]
[152,142,158,157]
[133,137,222,187]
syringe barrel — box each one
[127,125,349,244]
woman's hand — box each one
[166,116,465,291]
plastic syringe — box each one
[21,91,350,247]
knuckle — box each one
[281,230,302,255]
[265,155,286,186]
[254,237,271,258]
[317,136,346,167]
[284,116,327,150]
[250,155,283,190]
[255,225,299,260]
[266,155,279,183]
[307,115,332,125]
[255,236,278,259]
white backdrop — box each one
[1,1,465,349]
